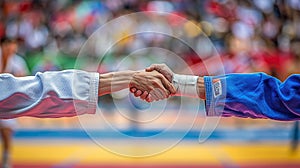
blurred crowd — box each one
[1,0,300,80]
[206,0,300,80]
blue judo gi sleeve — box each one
[204,73,300,121]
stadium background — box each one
[0,0,300,167]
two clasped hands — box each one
[99,64,206,102]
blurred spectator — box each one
[0,37,28,168]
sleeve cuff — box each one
[72,71,99,115]
[204,75,226,116]
[88,72,99,113]
[204,76,213,116]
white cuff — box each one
[172,74,199,98]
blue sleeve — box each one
[204,73,300,121]
[0,70,99,119]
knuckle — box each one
[158,74,164,79]
[151,80,157,85]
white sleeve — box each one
[0,70,99,119]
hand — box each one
[146,64,174,82]
[147,64,205,99]
[130,64,175,100]
[129,70,176,102]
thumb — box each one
[146,64,160,72]
[160,75,176,94]
[146,66,155,72]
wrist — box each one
[172,74,199,98]
[197,77,206,99]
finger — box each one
[158,74,176,94]
[148,65,173,82]
[146,94,152,102]
[145,67,153,72]
[152,86,168,101]
[154,88,168,100]
[149,90,160,102]
[145,67,155,72]
[145,91,151,101]
[154,81,170,99]
[146,64,159,72]
[152,88,163,100]
[130,87,137,93]
[134,90,143,97]
[140,91,149,100]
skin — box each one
[0,128,12,165]
[130,64,206,100]
[98,70,176,102]
[1,41,18,73]
[0,40,19,167]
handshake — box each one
[99,64,206,102]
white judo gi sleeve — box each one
[0,70,99,119]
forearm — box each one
[99,70,135,96]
